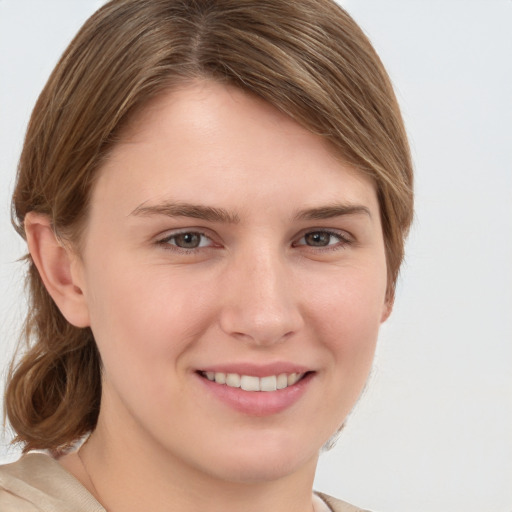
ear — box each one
[25,212,90,328]
[380,293,394,323]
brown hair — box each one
[6,0,413,452]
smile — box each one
[200,371,306,392]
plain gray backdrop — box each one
[1,1,511,511]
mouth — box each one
[198,371,309,392]
[194,364,315,415]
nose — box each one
[218,248,304,346]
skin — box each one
[27,81,390,512]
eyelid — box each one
[153,227,354,254]
[155,228,219,251]
[292,228,354,249]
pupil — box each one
[305,232,330,246]
[176,233,200,248]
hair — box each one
[6,0,413,452]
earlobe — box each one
[25,212,90,328]
[380,294,394,323]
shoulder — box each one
[316,491,373,512]
[1,457,370,512]
[0,452,104,512]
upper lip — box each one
[197,362,312,377]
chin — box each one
[209,455,313,484]
[198,432,320,484]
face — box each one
[73,81,389,484]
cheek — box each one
[84,261,215,371]
[307,265,386,364]
[83,271,193,416]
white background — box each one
[1,1,511,511]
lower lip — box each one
[197,372,314,416]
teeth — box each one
[288,373,299,386]
[214,372,226,384]
[203,371,305,392]
[260,375,277,392]
[241,375,260,391]
[225,373,241,388]
[276,373,288,389]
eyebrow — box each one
[130,201,371,223]
[294,204,372,221]
[130,201,240,224]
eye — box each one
[294,230,351,249]
[157,231,213,250]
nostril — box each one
[219,306,303,346]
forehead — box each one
[92,80,378,218]
[119,80,334,157]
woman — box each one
[0,1,413,511]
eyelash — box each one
[156,231,215,253]
[156,229,352,254]
[293,229,352,251]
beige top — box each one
[0,453,369,512]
